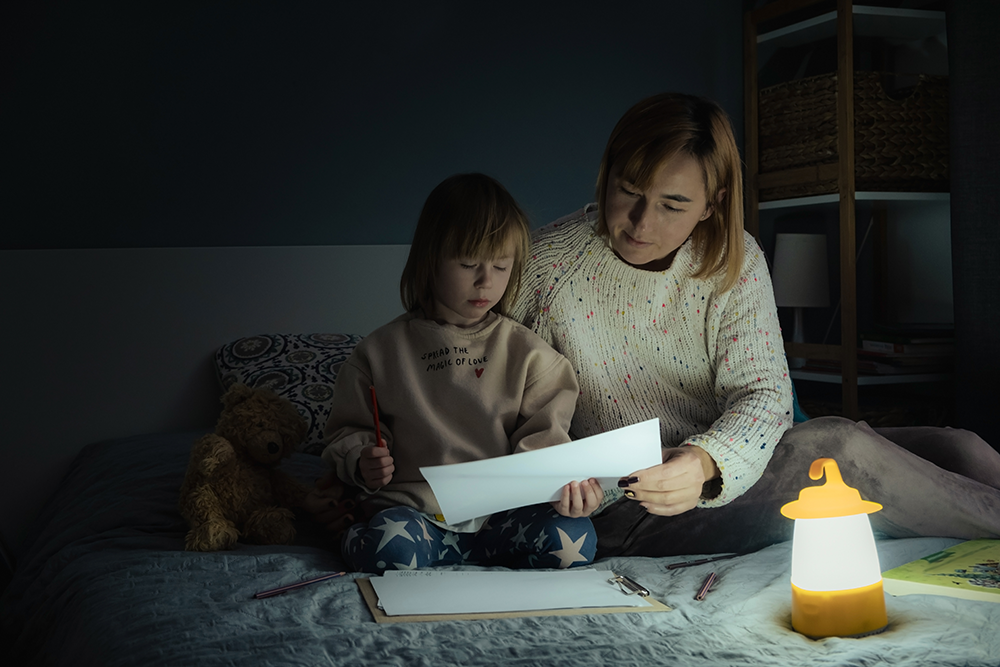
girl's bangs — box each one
[449,215,525,261]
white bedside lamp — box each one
[781,458,887,638]
[771,233,830,368]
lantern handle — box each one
[808,458,844,484]
[782,457,882,519]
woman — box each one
[510,92,1000,558]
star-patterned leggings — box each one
[341,504,596,574]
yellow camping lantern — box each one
[780,458,887,638]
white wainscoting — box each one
[0,245,410,559]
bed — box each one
[2,334,999,667]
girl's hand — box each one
[359,440,394,488]
[618,446,718,516]
[551,478,604,517]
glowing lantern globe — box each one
[780,458,887,638]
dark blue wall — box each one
[2,1,744,248]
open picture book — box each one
[882,539,1000,604]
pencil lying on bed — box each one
[369,385,385,447]
[253,572,347,599]
[694,571,718,601]
[665,553,739,570]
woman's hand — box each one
[359,440,394,488]
[551,478,604,518]
[301,470,356,532]
[618,446,720,516]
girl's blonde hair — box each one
[400,173,531,316]
[595,92,745,292]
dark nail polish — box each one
[617,476,639,488]
[623,489,636,499]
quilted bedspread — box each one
[2,433,998,666]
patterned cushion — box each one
[215,333,363,455]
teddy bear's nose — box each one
[267,442,279,455]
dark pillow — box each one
[216,333,363,455]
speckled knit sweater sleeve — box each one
[511,205,793,507]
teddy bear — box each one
[179,382,310,551]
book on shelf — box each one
[860,340,955,356]
[882,539,1000,604]
[800,357,952,376]
[857,351,955,367]
[860,327,955,346]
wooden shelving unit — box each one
[744,0,950,420]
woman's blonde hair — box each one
[400,173,531,316]
[595,92,745,292]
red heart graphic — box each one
[475,368,484,378]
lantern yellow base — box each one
[791,581,888,638]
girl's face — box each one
[431,241,515,327]
[604,152,714,271]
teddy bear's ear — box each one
[221,382,256,411]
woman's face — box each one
[604,153,714,271]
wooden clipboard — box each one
[356,577,671,624]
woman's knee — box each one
[776,416,899,485]
[778,416,875,465]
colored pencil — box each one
[369,385,384,447]
[253,572,347,599]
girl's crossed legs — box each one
[342,504,597,574]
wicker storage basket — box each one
[758,71,948,201]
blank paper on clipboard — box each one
[368,569,653,617]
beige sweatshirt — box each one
[322,311,579,524]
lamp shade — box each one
[781,458,887,638]
[771,233,830,308]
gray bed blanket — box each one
[2,433,998,666]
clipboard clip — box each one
[608,573,650,597]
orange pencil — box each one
[369,385,385,447]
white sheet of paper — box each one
[369,568,652,616]
[419,418,661,524]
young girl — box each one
[308,173,603,574]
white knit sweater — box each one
[511,205,793,507]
